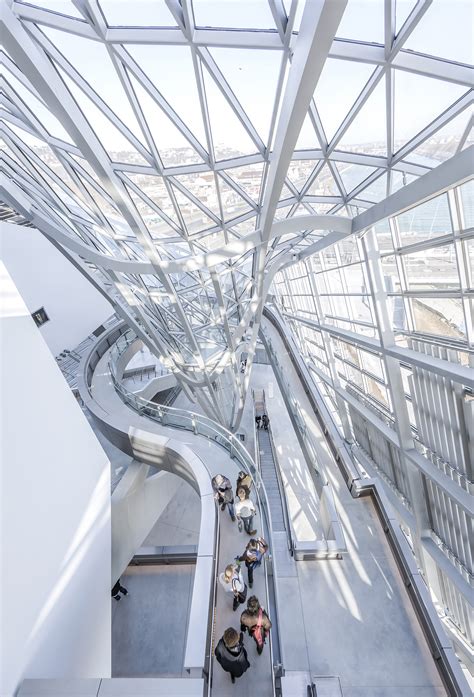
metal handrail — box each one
[104,329,282,695]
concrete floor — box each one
[112,564,195,677]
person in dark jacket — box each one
[240,596,272,655]
[238,537,268,588]
[111,578,128,601]
[214,627,250,683]
[211,473,236,521]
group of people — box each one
[212,471,272,684]
[255,413,269,430]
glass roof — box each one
[1,0,472,428]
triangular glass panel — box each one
[42,26,147,148]
[336,78,387,155]
[58,68,149,164]
[404,2,473,65]
[336,0,384,43]
[172,186,217,235]
[395,0,418,34]
[224,163,264,203]
[314,59,375,143]
[404,108,473,166]
[208,47,281,146]
[334,163,379,194]
[217,175,253,221]
[174,172,221,218]
[287,160,318,192]
[394,70,467,152]
[28,0,84,18]
[100,0,178,26]
[126,185,177,240]
[126,44,207,147]
[128,72,204,167]
[295,114,319,150]
[202,66,259,160]
[358,173,388,203]
[307,163,339,196]
[5,69,73,144]
[126,173,180,226]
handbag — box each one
[252,608,264,647]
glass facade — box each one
[0,0,472,664]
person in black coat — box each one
[214,627,250,683]
[111,577,128,601]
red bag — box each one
[252,608,264,647]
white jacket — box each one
[235,497,256,519]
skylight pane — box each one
[193,0,276,29]
[336,0,384,43]
[99,0,178,27]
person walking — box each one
[238,537,268,588]
[236,470,252,499]
[211,473,236,521]
[111,577,128,601]
[214,627,250,684]
[240,595,272,655]
[255,414,261,429]
[261,413,269,430]
[219,562,247,611]
[235,487,257,535]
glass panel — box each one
[295,113,319,150]
[217,175,253,220]
[405,109,472,167]
[397,193,452,245]
[381,255,402,292]
[411,297,466,339]
[307,163,339,196]
[336,78,387,155]
[99,0,178,26]
[403,244,459,290]
[395,0,417,33]
[464,239,474,287]
[193,0,277,29]
[209,48,282,146]
[404,0,474,66]
[129,74,203,166]
[287,160,317,191]
[336,0,384,43]
[18,0,84,18]
[314,59,374,142]
[459,180,474,228]
[374,218,394,252]
[394,70,467,150]
[126,44,207,147]
[42,27,147,147]
[202,66,259,160]
[225,163,264,204]
[359,173,388,203]
[59,68,149,163]
[335,162,378,194]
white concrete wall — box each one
[0,261,112,697]
[111,464,183,581]
[0,221,112,356]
